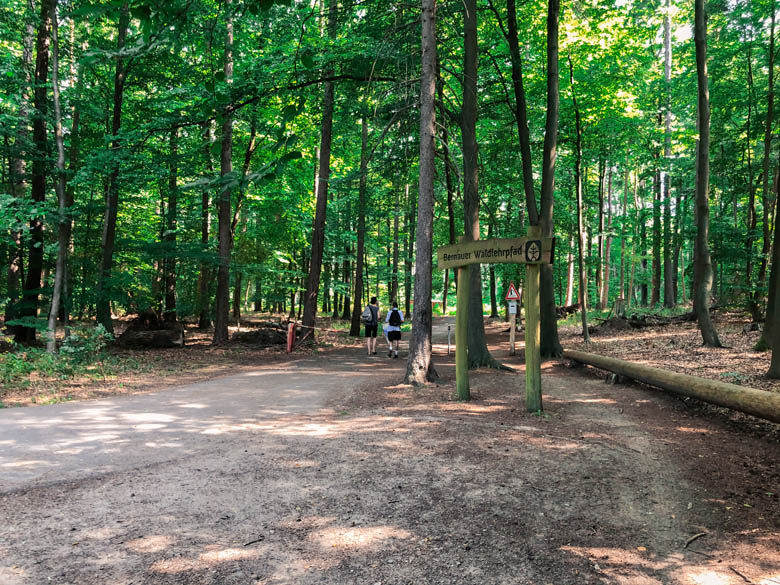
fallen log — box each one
[118,325,185,349]
[231,327,287,346]
[562,349,780,424]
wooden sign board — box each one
[437,237,554,270]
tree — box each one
[692,0,722,347]
[406,0,437,385]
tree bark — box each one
[756,10,776,336]
[349,115,369,336]
[461,0,496,368]
[213,2,234,344]
[163,127,178,323]
[663,0,675,308]
[46,0,66,353]
[405,0,438,385]
[538,0,562,357]
[569,54,590,343]
[5,8,34,334]
[95,3,129,336]
[16,0,54,344]
[302,0,337,338]
[693,0,721,347]
[197,122,213,329]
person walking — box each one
[385,301,404,359]
[362,297,380,355]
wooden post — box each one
[525,225,542,412]
[455,265,470,400]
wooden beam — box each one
[563,349,780,424]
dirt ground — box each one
[1,316,778,584]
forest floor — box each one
[1,314,778,584]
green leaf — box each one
[301,54,314,69]
[214,71,226,82]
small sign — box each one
[505,282,521,301]
[508,301,518,314]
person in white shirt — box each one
[385,301,404,359]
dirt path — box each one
[1,321,778,585]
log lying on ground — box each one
[118,324,185,349]
[563,349,780,424]
[231,327,287,346]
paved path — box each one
[0,351,405,491]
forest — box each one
[2,0,780,382]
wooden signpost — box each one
[437,228,554,410]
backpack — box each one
[361,306,374,324]
[388,309,401,327]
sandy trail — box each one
[1,321,778,585]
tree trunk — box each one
[16,0,54,344]
[391,186,401,301]
[600,167,613,310]
[693,0,721,347]
[651,169,661,306]
[663,0,675,308]
[349,115,369,336]
[163,127,178,323]
[405,192,416,316]
[438,71,456,316]
[405,0,438,385]
[538,0,562,357]
[5,11,34,335]
[565,237,574,307]
[596,160,604,302]
[213,2,234,344]
[506,0,537,225]
[302,0,337,338]
[462,0,495,368]
[95,3,129,336]
[197,123,213,329]
[756,10,776,335]
[46,0,66,353]
[569,54,590,343]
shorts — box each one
[388,330,401,342]
[365,323,378,338]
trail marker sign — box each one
[505,282,521,301]
[436,227,553,411]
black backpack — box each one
[388,309,401,327]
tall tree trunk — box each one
[651,169,661,306]
[569,54,590,342]
[488,223,498,318]
[5,9,34,334]
[461,0,496,368]
[601,168,613,310]
[391,186,402,301]
[663,0,675,308]
[438,70,456,315]
[302,0,337,337]
[756,10,776,335]
[405,0,437,385]
[17,0,54,344]
[538,0,562,357]
[163,127,178,323]
[95,3,129,336]
[349,115,369,336]
[46,0,66,352]
[506,0,537,224]
[693,0,721,347]
[596,159,604,302]
[405,192,416,316]
[197,122,213,329]
[213,2,234,344]
[745,42,760,321]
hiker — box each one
[361,297,380,355]
[385,301,404,359]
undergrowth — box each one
[0,325,144,399]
